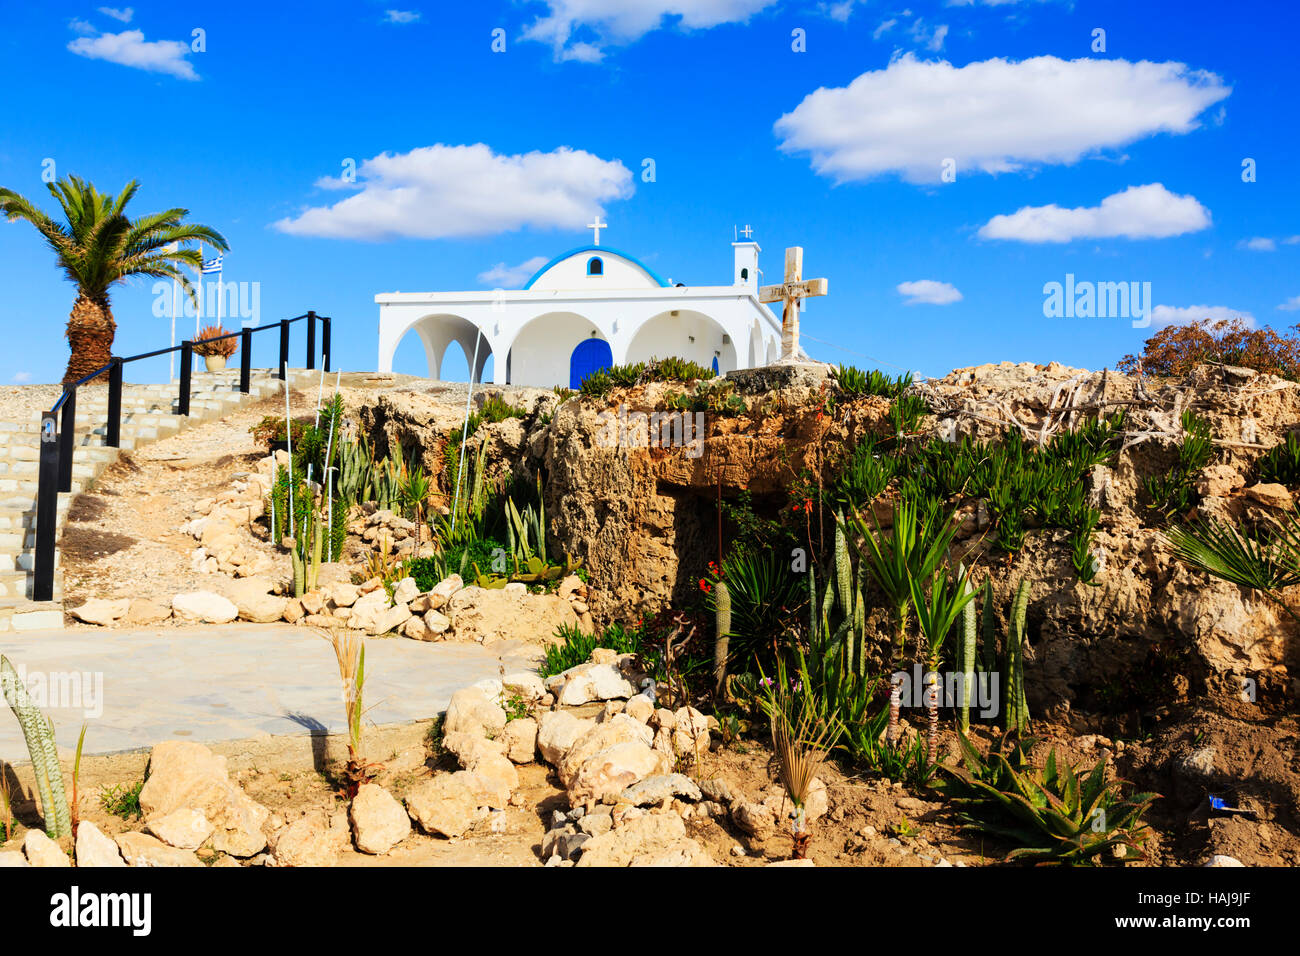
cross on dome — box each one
[587,216,607,246]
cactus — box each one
[1,655,71,838]
[712,580,732,697]
[957,568,978,734]
[292,547,305,597]
[1005,577,1032,735]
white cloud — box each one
[775,54,1231,184]
[98,6,134,22]
[1278,296,1300,313]
[1285,236,1300,245]
[873,17,897,37]
[909,19,948,51]
[477,257,551,288]
[68,29,198,80]
[897,279,963,305]
[978,183,1210,243]
[275,143,634,241]
[1240,237,1276,251]
[69,17,96,34]
[11,372,31,383]
[1150,304,1256,329]
[383,10,420,24]
[522,0,776,62]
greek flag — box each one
[201,255,223,275]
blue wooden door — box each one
[569,338,613,389]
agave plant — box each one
[0,175,228,383]
[940,732,1158,865]
[1165,511,1300,624]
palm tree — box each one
[0,175,227,384]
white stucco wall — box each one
[529,250,662,291]
[508,311,605,386]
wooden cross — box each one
[759,247,827,362]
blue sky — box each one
[0,0,1296,386]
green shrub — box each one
[1259,433,1300,487]
[100,780,144,820]
[837,365,913,399]
[540,621,645,678]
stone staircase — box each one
[0,367,320,632]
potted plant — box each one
[194,323,238,371]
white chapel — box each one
[375,224,818,389]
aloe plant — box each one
[940,732,1157,865]
[0,655,71,838]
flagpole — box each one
[168,241,179,384]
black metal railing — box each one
[32,311,332,601]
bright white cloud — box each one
[10,372,31,383]
[897,279,963,305]
[98,6,134,22]
[477,257,551,288]
[68,29,198,80]
[275,144,634,241]
[1150,304,1256,329]
[383,10,420,24]
[978,184,1210,243]
[1240,237,1276,251]
[522,0,776,61]
[1278,296,1300,313]
[775,54,1231,183]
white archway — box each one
[501,311,608,387]
[623,309,740,373]
[388,313,493,382]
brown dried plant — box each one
[318,627,376,797]
[1118,318,1300,380]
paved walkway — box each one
[0,624,539,756]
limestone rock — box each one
[70,598,130,626]
[329,583,360,608]
[146,807,212,849]
[115,832,203,867]
[391,577,420,605]
[619,773,703,807]
[0,851,27,866]
[406,775,479,838]
[171,590,239,624]
[443,686,507,739]
[428,574,463,609]
[23,829,70,867]
[402,615,435,641]
[551,661,635,707]
[1203,854,1246,867]
[502,671,546,700]
[347,589,390,632]
[672,706,711,757]
[123,598,172,626]
[732,801,776,835]
[460,751,518,808]
[537,710,596,766]
[219,577,287,624]
[575,811,713,867]
[269,811,349,867]
[349,783,410,854]
[445,585,579,645]
[424,609,451,633]
[75,821,126,867]
[1244,482,1293,510]
[139,741,268,857]
[502,717,538,764]
[370,602,413,636]
[557,715,653,787]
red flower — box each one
[699,578,712,593]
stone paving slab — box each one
[0,624,539,757]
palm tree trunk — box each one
[63,294,115,385]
